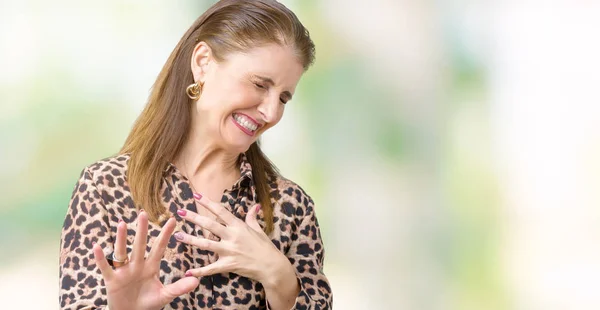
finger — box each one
[177,209,228,238]
[114,219,128,262]
[92,243,114,280]
[160,276,200,303]
[174,231,224,253]
[147,217,176,265]
[185,260,228,277]
[193,193,238,225]
[130,210,148,262]
[245,204,263,233]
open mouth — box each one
[232,113,259,136]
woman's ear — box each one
[190,41,212,83]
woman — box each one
[58,0,332,309]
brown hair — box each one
[120,0,315,233]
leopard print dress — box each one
[59,154,332,309]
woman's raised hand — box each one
[92,211,199,310]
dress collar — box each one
[164,152,256,197]
[237,152,253,187]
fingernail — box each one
[255,204,261,212]
[139,209,144,214]
[177,209,187,216]
[193,193,202,200]
[185,271,193,277]
[119,219,123,224]
[174,232,184,241]
[92,241,96,246]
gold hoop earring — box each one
[186,82,202,100]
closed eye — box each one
[252,79,289,104]
[254,82,267,90]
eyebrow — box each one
[253,75,293,101]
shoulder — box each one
[269,174,315,218]
[72,154,135,214]
[82,153,130,182]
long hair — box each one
[120,0,315,233]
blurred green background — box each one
[2,1,600,309]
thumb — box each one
[245,204,263,233]
[161,276,199,303]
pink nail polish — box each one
[185,271,193,277]
[174,232,184,241]
[256,204,261,212]
[193,193,203,200]
[177,209,187,216]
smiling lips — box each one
[232,113,260,136]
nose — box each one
[257,96,280,124]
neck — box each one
[175,127,240,183]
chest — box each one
[103,173,291,308]
[157,177,270,308]
[104,185,256,308]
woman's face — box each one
[191,42,304,153]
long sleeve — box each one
[59,167,110,309]
[286,199,333,309]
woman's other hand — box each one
[92,211,199,310]
[174,196,292,287]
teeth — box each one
[234,114,257,131]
